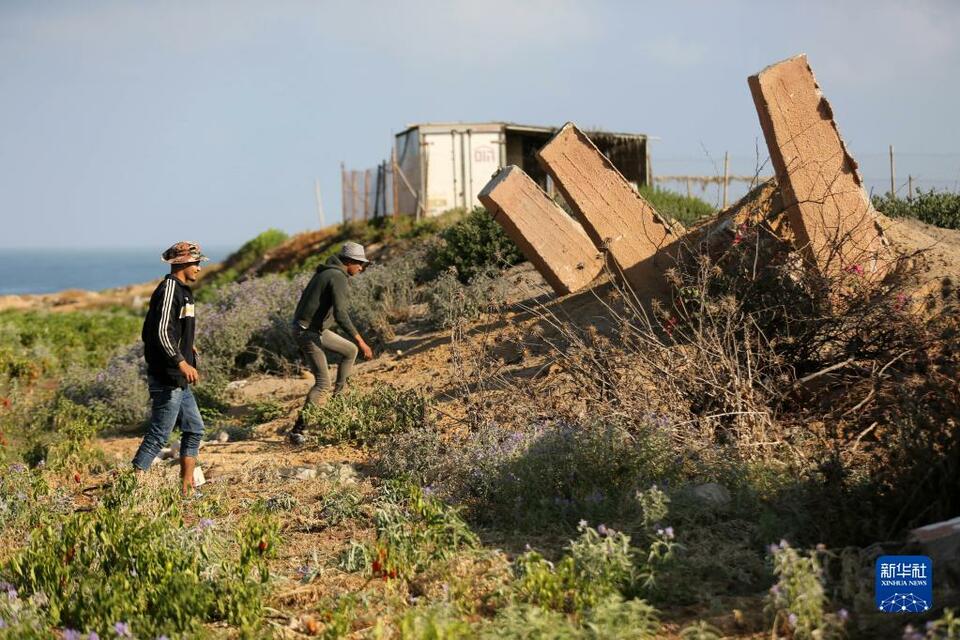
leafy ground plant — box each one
[301,383,428,445]
[764,540,846,640]
[344,482,479,581]
[1,471,277,638]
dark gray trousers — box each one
[293,326,359,407]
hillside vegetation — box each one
[2,189,959,639]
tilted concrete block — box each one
[749,54,888,279]
[479,165,603,295]
[536,123,680,294]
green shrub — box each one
[0,463,50,531]
[427,207,523,283]
[514,522,637,613]
[873,189,960,229]
[441,419,675,531]
[397,604,473,639]
[489,597,658,640]
[348,243,428,341]
[315,482,365,527]
[199,228,289,293]
[2,475,276,637]
[426,266,511,329]
[59,344,148,430]
[26,396,111,471]
[764,541,846,640]
[638,186,715,227]
[345,482,479,581]
[247,399,285,425]
[0,309,141,383]
[301,383,428,445]
[292,241,344,277]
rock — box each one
[317,462,335,475]
[279,466,317,481]
[337,464,357,481]
[216,430,230,443]
[908,516,960,574]
[691,482,731,507]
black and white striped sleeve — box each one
[158,279,185,365]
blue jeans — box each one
[132,374,205,470]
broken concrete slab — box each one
[748,54,889,279]
[479,165,603,295]
[909,516,960,567]
[536,123,681,294]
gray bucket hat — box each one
[339,241,369,264]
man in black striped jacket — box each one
[132,241,208,496]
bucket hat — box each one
[339,241,369,264]
[162,241,209,264]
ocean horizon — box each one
[0,246,234,296]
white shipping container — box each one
[394,122,650,218]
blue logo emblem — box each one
[875,555,932,613]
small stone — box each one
[317,462,335,475]
[280,466,317,481]
[158,447,173,460]
[691,482,731,507]
[337,464,357,480]
[216,430,229,443]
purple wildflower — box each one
[89,633,100,640]
[63,630,82,640]
[787,612,798,628]
[114,621,131,637]
[779,538,789,549]
[769,584,781,596]
[0,618,6,629]
[838,608,849,622]
[902,625,925,640]
[768,543,780,555]
[156,636,170,640]
[597,524,609,536]
[578,519,588,529]
[10,463,25,473]
[664,526,675,539]
[7,587,18,601]
[197,518,215,531]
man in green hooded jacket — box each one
[289,241,373,443]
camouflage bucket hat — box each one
[161,241,209,264]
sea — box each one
[0,247,234,296]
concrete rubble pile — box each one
[479,54,896,298]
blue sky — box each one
[1,0,958,249]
